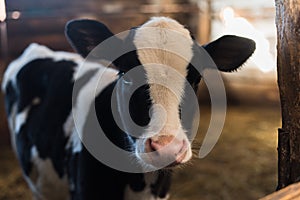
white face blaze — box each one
[133,17,194,167]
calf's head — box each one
[66,17,255,169]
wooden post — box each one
[275,0,300,190]
[197,0,211,44]
[0,0,8,59]
[0,0,9,146]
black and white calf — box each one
[2,17,255,200]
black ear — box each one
[65,19,121,58]
[203,35,256,72]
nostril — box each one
[145,135,176,152]
[145,138,164,152]
[150,139,162,151]
[143,136,191,166]
[147,138,156,152]
[145,138,156,152]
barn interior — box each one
[0,0,280,199]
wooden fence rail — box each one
[260,182,300,200]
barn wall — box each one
[5,0,200,57]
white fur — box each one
[134,17,193,134]
[8,104,18,155]
[67,64,118,153]
[26,146,69,200]
[15,106,30,134]
[2,43,82,92]
[71,63,118,143]
[14,96,42,135]
[133,17,193,164]
[3,43,119,155]
[3,43,119,197]
[63,113,74,138]
[64,113,82,153]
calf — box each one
[2,17,255,200]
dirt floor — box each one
[0,105,280,200]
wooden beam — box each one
[260,182,300,200]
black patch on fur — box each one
[66,151,80,197]
[4,81,17,116]
[14,58,77,178]
[186,64,201,92]
[95,63,151,150]
[74,146,129,200]
[72,68,99,105]
[65,19,116,58]
[129,85,151,127]
[151,171,172,198]
[113,29,142,72]
[16,125,33,176]
[95,80,135,151]
[128,173,146,192]
[203,35,255,72]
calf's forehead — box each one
[132,17,194,103]
[133,17,194,75]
